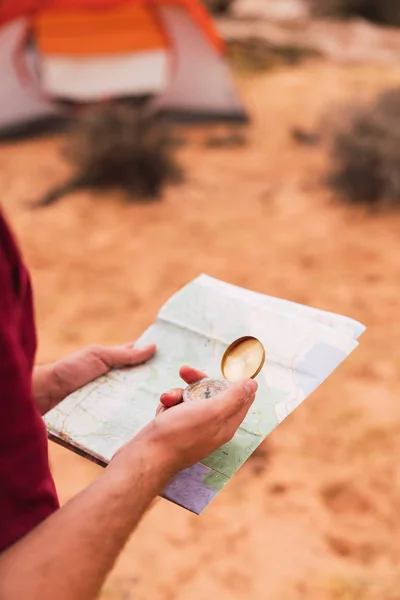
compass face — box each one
[183,378,230,403]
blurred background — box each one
[1,0,400,598]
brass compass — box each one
[183,336,265,403]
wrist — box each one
[32,364,56,415]
[109,438,176,496]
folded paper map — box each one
[44,275,365,514]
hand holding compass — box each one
[183,337,266,403]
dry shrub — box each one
[34,101,183,208]
[306,0,400,26]
[327,88,400,208]
[227,39,318,72]
[201,0,234,15]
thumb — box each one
[214,379,258,418]
[99,343,156,368]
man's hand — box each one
[33,343,156,415]
[112,366,258,478]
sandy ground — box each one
[1,59,400,600]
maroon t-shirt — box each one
[0,209,59,552]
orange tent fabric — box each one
[34,5,168,55]
[0,0,223,53]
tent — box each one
[0,0,248,137]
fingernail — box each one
[244,380,258,397]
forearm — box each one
[0,442,170,600]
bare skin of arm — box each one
[0,366,257,600]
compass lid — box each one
[221,336,265,383]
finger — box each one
[214,380,258,419]
[130,344,157,365]
[98,343,156,368]
[228,392,257,430]
[174,381,257,429]
[179,365,207,385]
[214,393,257,447]
[160,387,183,408]
[159,367,207,409]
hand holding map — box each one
[44,274,365,514]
